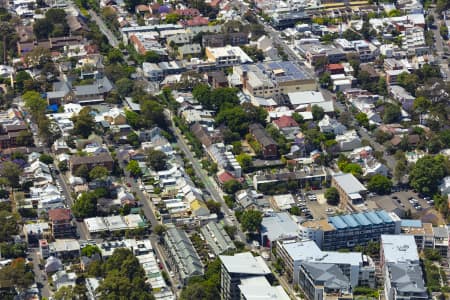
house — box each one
[331,173,367,205]
[200,222,235,256]
[69,152,114,173]
[272,116,299,136]
[318,115,347,135]
[163,227,204,285]
[24,223,51,246]
[248,123,278,159]
[202,32,248,48]
[335,130,361,151]
[177,43,201,59]
[48,208,74,238]
[205,45,253,66]
[207,71,228,88]
[52,270,77,290]
[190,199,210,217]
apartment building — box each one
[381,235,427,300]
[205,45,253,66]
[219,252,271,300]
[276,240,376,288]
[299,210,401,250]
[234,61,316,99]
[48,208,74,238]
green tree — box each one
[355,112,369,128]
[397,72,419,95]
[292,112,304,124]
[39,154,54,165]
[165,13,181,24]
[107,48,124,64]
[325,187,340,205]
[23,91,47,121]
[440,25,449,40]
[240,210,263,233]
[153,224,166,236]
[72,192,97,219]
[58,160,68,172]
[147,149,167,171]
[89,166,109,181]
[236,153,252,172]
[116,78,134,96]
[383,103,401,124]
[33,18,53,39]
[16,131,34,147]
[72,107,96,138]
[342,163,363,177]
[143,50,161,63]
[410,155,448,195]
[127,132,140,148]
[0,161,22,188]
[312,105,325,121]
[15,71,32,93]
[367,174,392,195]
[206,200,221,215]
[0,258,34,291]
[0,210,20,242]
[223,179,242,194]
[126,160,142,177]
[81,244,101,257]
[74,165,89,179]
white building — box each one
[335,130,362,151]
[276,240,375,287]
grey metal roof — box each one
[200,221,235,255]
[164,228,203,279]
[388,263,426,294]
[74,77,113,96]
[301,262,350,290]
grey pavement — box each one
[30,249,51,299]
[88,10,119,48]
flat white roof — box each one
[381,234,419,264]
[280,240,363,266]
[239,276,290,300]
[84,217,108,232]
[219,252,271,275]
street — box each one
[88,10,120,48]
[164,110,247,243]
[430,9,450,80]
[30,249,51,299]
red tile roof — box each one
[48,208,71,221]
[273,115,299,129]
[217,171,235,184]
[327,63,344,70]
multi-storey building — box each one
[299,210,401,250]
[219,252,271,300]
[48,208,74,238]
[381,235,428,300]
[276,240,375,288]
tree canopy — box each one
[240,210,262,233]
[410,155,448,195]
[146,149,168,171]
[367,174,392,195]
[72,191,98,219]
[325,187,339,205]
[71,107,96,138]
[193,84,239,111]
[126,160,142,177]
